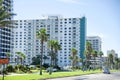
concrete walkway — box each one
[0,73,28,76]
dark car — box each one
[103,67,110,74]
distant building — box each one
[107,49,118,58]
[86,36,102,51]
[115,53,118,58]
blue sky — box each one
[13,0,120,56]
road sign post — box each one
[0,58,9,80]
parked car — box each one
[46,67,58,72]
[103,67,110,74]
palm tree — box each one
[5,52,11,64]
[48,40,56,75]
[118,58,120,69]
[84,50,89,69]
[53,41,61,66]
[84,41,93,69]
[114,58,118,69]
[84,50,89,59]
[0,0,15,66]
[91,50,98,70]
[98,51,103,57]
[69,48,78,69]
[16,52,26,65]
[108,53,114,69]
[0,1,15,77]
[98,51,103,69]
[6,52,11,59]
[20,53,26,65]
[86,41,92,59]
[36,28,48,75]
[16,52,21,65]
[0,0,15,27]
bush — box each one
[43,63,49,69]
[17,65,24,69]
[0,69,8,74]
[36,65,40,68]
[54,65,61,70]
[14,65,30,73]
[14,65,18,70]
[6,65,15,72]
[3,69,8,74]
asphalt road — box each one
[47,72,120,80]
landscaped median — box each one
[0,70,102,80]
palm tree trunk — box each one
[40,41,43,75]
[49,48,53,75]
[55,58,57,66]
[94,57,95,70]
[54,51,57,67]
[49,54,52,75]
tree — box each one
[53,41,61,66]
[0,0,15,27]
[20,53,26,65]
[0,2,15,78]
[114,57,119,69]
[69,48,79,69]
[48,40,61,74]
[48,40,56,75]
[86,41,92,59]
[16,52,21,65]
[6,52,11,59]
[91,50,98,69]
[84,41,93,69]
[31,55,40,65]
[98,51,103,57]
[36,28,48,75]
[5,52,11,65]
[16,52,26,65]
[108,53,114,69]
[84,50,89,59]
[84,50,89,69]
[98,51,103,69]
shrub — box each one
[14,65,19,70]
[14,65,30,73]
[36,65,40,68]
[54,65,61,70]
[6,65,15,72]
[43,63,49,69]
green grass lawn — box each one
[0,70,102,80]
[110,69,120,72]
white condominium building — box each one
[86,36,102,51]
[12,16,86,67]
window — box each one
[73,27,76,29]
[64,22,67,24]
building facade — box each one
[0,0,13,58]
[12,16,86,67]
[86,36,101,51]
[107,49,118,58]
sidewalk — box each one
[0,73,28,76]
